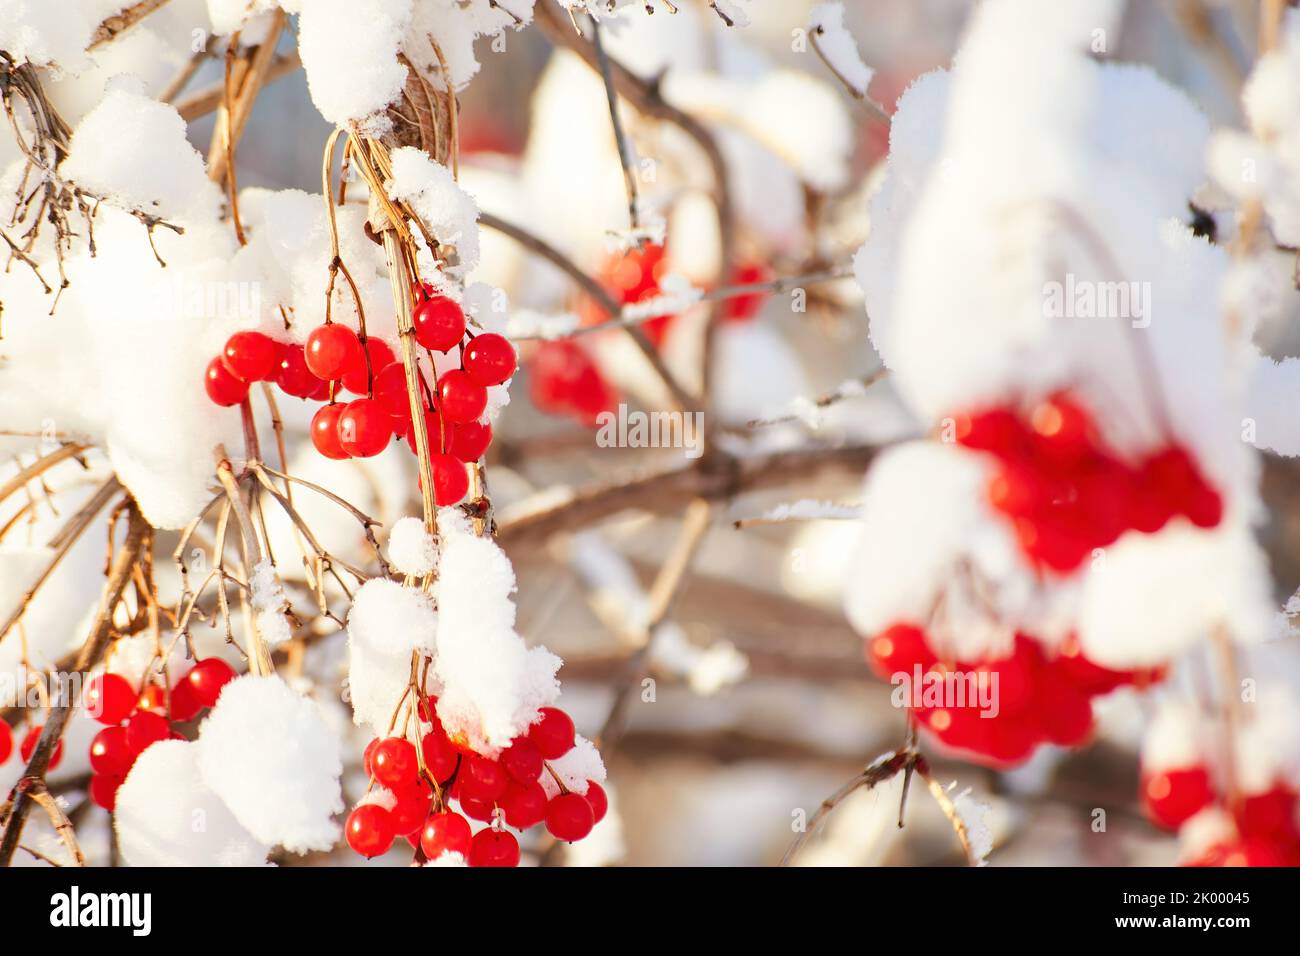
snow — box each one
[538,734,606,799]
[431,508,560,753]
[425,849,468,866]
[387,516,438,576]
[387,147,482,277]
[194,675,344,853]
[291,0,413,132]
[809,3,874,98]
[115,740,271,867]
[406,0,536,93]
[250,559,294,649]
[1140,698,1207,772]
[951,786,993,866]
[60,85,223,226]
[0,0,130,71]
[345,577,438,733]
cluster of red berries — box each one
[82,659,236,811]
[345,700,606,866]
[203,289,516,507]
[1141,764,1300,866]
[953,392,1224,573]
[530,245,771,427]
[866,625,1162,767]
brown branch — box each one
[597,498,712,752]
[176,50,301,123]
[87,0,171,50]
[534,2,735,408]
[0,499,147,867]
[497,442,878,548]
[779,750,909,866]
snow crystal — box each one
[195,675,344,853]
[648,625,749,696]
[387,147,482,276]
[809,3,874,98]
[387,516,438,576]
[346,578,438,733]
[432,508,560,753]
[115,740,271,867]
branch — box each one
[496,442,879,548]
[87,0,171,50]
[176,50,302,122]
[0,499,147,867]
[779,750,909,866]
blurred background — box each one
[8,0,1300,866]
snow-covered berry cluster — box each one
[345,700,605,866]
[1141,697,1300,867]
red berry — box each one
[986,462,1045,518]
[1233,783,1297,841]
[501,780,548,829]
[1029,393,1096,469]
[184,658,237,709]
[456,790,497,822]
[274,343,318,398]
[337,398,392,458]
[528,707,576,759]
[546,792,595,842]
[372,737,418,788]
[413,296,466,352]
[420,811,472,860]
[723,263,772,323]
[463,333,517,386]
[169,677,202,722]
[1034,670,1093,747]
[584,780,608,824]
[448,420,493,462]
[19,726,63,769]
[468,828,520,867]
[342,338,396,395]
[204,358,249,407]
[89,726,132,776]
[459,754,509,802]
[403,407,448,454]
[420,729,460,782]
[84,673,136,725]
[0,721,11,764]
[363,738,380,777]
[389,779,434,836]
[373,362,413,419]
[501,737,543,785]
[429,453,469,506]
[90,773,124,811]
[125,710,170,758]
[305,324,363,381]
[438,370,488,424]
[222,331,280,382]
[864,623,935,680]
[346,803,395,857]
[310,404,351,460]
[1142,765,1215,830]
[953,407,1027,458]
[136,684,167,715]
